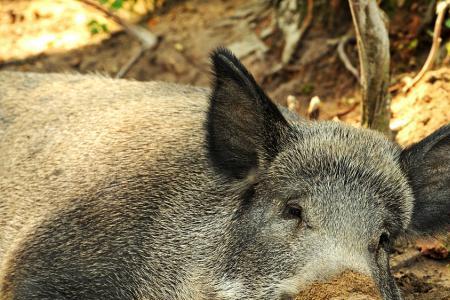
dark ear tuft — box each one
[210,47,264,102]
[206,47,289,179]
[401,124,450,234]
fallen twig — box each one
[337,31,360,84]
[78,0,158,78]
[115,47,145,79]
[403,0,450,92]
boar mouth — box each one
[279,294,295,300]
[369,249,403,300]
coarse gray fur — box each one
[0,48,448,300]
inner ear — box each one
[206,48,289,179]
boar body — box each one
[0,73,222,299]
[0,49,449,300]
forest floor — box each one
[1,0,449,299]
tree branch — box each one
[403,0,450,93]
[114,47,145,79]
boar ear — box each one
[206,48,289,179]
[400,124,450,234]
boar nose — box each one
[368,232,391,254]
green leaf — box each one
[300,83,314,95]
[445,41,450,57]
[111,0,124,10]
[99,0,109,4]
[87,19,98,26]
[407,38,418,50]
[101,24,109,32]
[445,18,450,29]
[87,19,109,36]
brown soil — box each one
[1,0,449,299]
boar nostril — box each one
[378,232,391,252]
[369,232,391,253]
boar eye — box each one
[283,202,303,221]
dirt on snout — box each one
[295,266,450,300]
[296,271,378,300]
[295,244,450,300]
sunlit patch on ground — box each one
[0,0,120,62]
[391,68,450,146]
